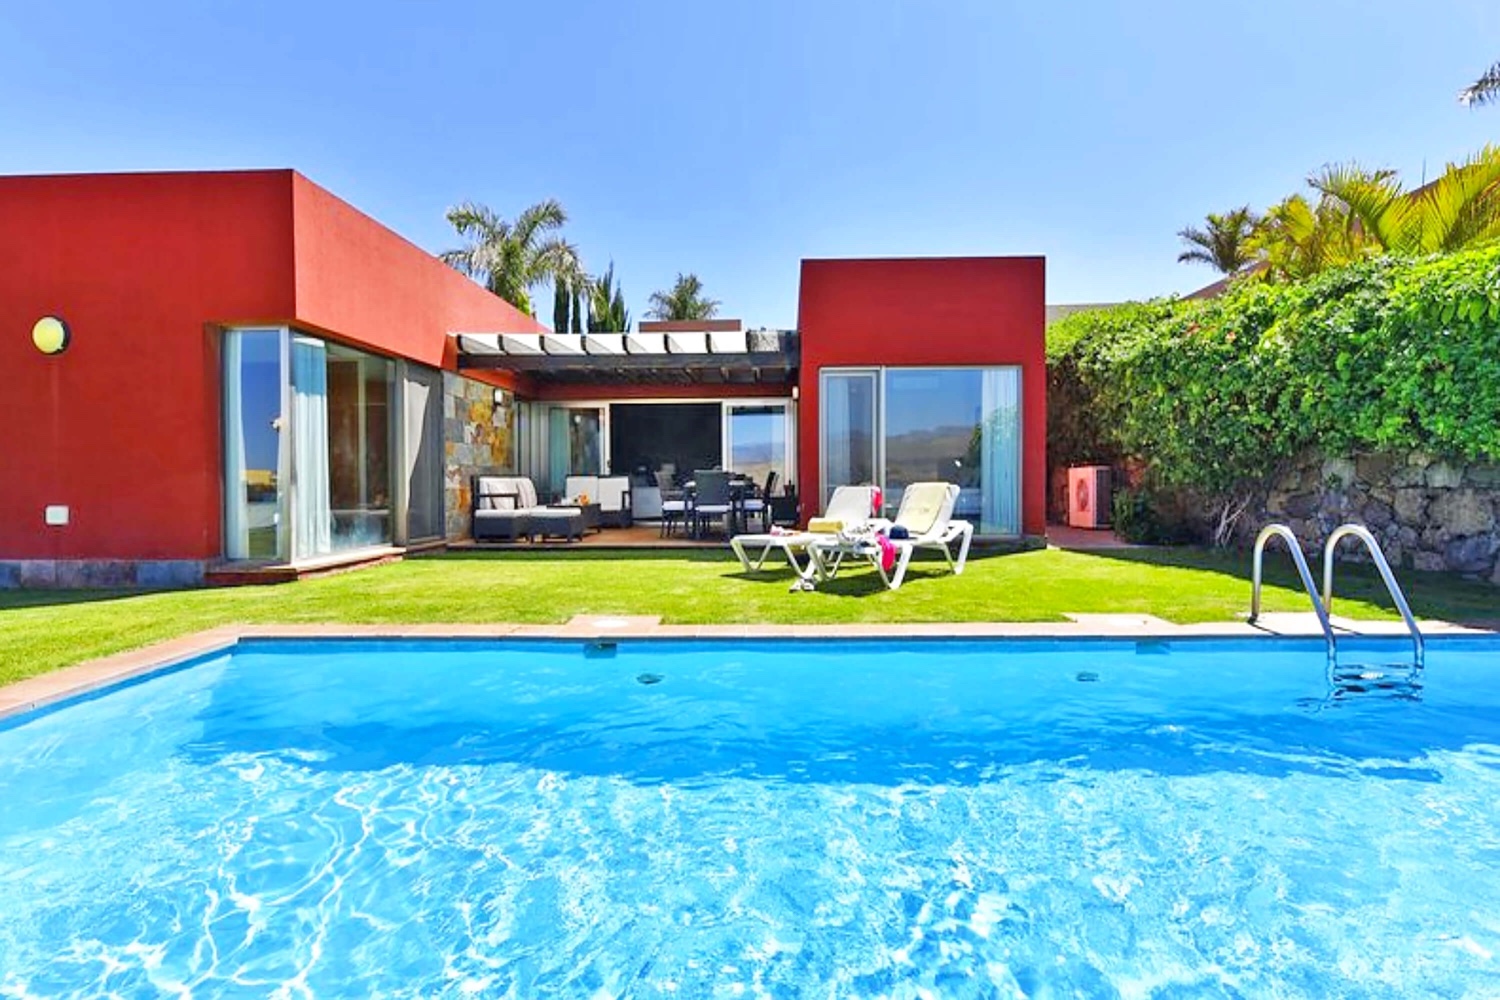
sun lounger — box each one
[804,482,973,590]
[729,485,880,573]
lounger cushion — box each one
[824,486,878,522]
[895,483,956,536]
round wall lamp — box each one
[32,316,71,355]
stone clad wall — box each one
[1242,451,1500,583]
[443,374,515,540]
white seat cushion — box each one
[565,475,600,503]
[596,476,630,513]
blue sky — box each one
[3,1,1498,327]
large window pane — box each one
[883,367,1021,535]
[326,344,393,551]
[884,369,983,520]
[726,404,786,491]
[821,371,877,508]
[223,329,285,561]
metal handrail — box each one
[1250,523,1336,663]
[1322,523,1424,668]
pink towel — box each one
[876,532,896,572]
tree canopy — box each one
[646,273,720,321]
[441,199,584,316]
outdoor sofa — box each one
[471,476,586,542]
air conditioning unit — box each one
[1068,465,1112,529]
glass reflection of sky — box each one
[729,410,782,464]
[239,333,282,474]
[884,369,982,435]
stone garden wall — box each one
[443,374,516,540]
[1238,451,1500,584]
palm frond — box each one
[1308,162,1406,251]
[646,273,720,321]
[1176,206,1258,273]
[1459,61,1500,108]
[441,198,579,314]
[511,199,568,253]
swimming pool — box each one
[1,636,1497,997]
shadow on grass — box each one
[0,587,190,613]
[430,547,733,565]
[1071,545,1500,624]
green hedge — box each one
[1048,246,1500,510]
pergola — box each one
[452,329,799,386]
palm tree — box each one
[646,273,720,321]
[441,199,584,316]
[1460,61,1500,107]
[588,262,631,332]
[1176,207,1259,274]
[1247,193,1367,281]
[1310,147,1500,255]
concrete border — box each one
[2,614,1493,723]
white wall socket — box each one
[44,505,69,526]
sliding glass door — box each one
[820,366,1023,535]
[546,405,606,495]
[820,370,878,508]
[223,329,287,561]
[225,328,397,562]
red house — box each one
[0,170,1045,586]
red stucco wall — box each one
[795,257,1047,535]
[0,171,298,561]
[0,170,544,562]
[290,173,544,376]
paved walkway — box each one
[1045,524,1137,549]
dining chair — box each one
[738,470,778,534]
[690,470,734,538]
[657,469,687,537]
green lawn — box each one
[1,546,1495,686]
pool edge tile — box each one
[0,626,241,721]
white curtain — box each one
[980,367,1022,535]
[548,407,569,497]
[291,337,332,558]
[223,333,249,560]
[403,366,442,541]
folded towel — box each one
[808,517,845,533]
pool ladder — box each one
[1249,522,1424,668]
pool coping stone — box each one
[2,614,1494,721]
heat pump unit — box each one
[1067,465,1112,529]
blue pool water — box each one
[1,637,1499,997]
